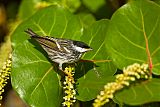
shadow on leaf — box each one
[74,61,98,79]
[28,39,51,60]
[28,39,64,74]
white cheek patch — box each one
[74,46,88,52]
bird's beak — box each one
[86,48,93,52]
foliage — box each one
[9,0,160,107]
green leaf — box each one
[18,0,81,20]
[115,78,160,105]
[82,0,106,12]
[18,0,53,20]
[82,0,113,19]
[18,0,38,20]
[105,0,160,105]
[12,44,62,107]
[106,0,160,75]
[12,6,83,48]
[75,20,116,101]
[11,6,83,107]
[77,13,96,29]
[12,3,116,105]
[63,0,81,12]
[152,0,160,5]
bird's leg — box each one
[58,63,63,71]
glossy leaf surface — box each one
[105,0,160,105]
[115,79,160,105]
[11,6,82,107]
[76,20,116,101]
[106,0,160,75]
[11,5,116,106]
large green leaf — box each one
[11,6,83,107]
[12,44,62,107]
[75,20,116,101]
[105,0,160,105]
[77,13,96,29]
[18,0,39,20]
[12,6,83,48]
[12,4,117,106]
[18,0,81,20]
[106,0,160,75]
[115,78,160,105]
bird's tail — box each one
[25,28,38,37]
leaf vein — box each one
[148,15,160,40]
[49,12,56,35]
[88,26,101,45]
[37,14,46,24]
[30,66,53,97]
[25,43,42,60]
[144,85,153,98]
[42,82,49,103]
[60,15,68,38]
[127,16,143,31]
[111,47,144,62]
[131,86,137,100]
[151,46,160,57]
[117,29,145,50]
[32,20,47,35]
[24,60,50,65]
[91,41,104,59]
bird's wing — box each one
[32,36,71,54]
[34,36,59,50]
[25,29,71,54]
[57,39,72,53]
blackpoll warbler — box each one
[25,28,92,71]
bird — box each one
[25,28,92,71]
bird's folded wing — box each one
[33,36,70,54]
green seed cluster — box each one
[62,67,76,107]
[93,63,150,107]
[0,54,12,102]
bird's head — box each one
[73,41,92,53]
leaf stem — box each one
[80,59,112,63]
[141,10,153,73]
